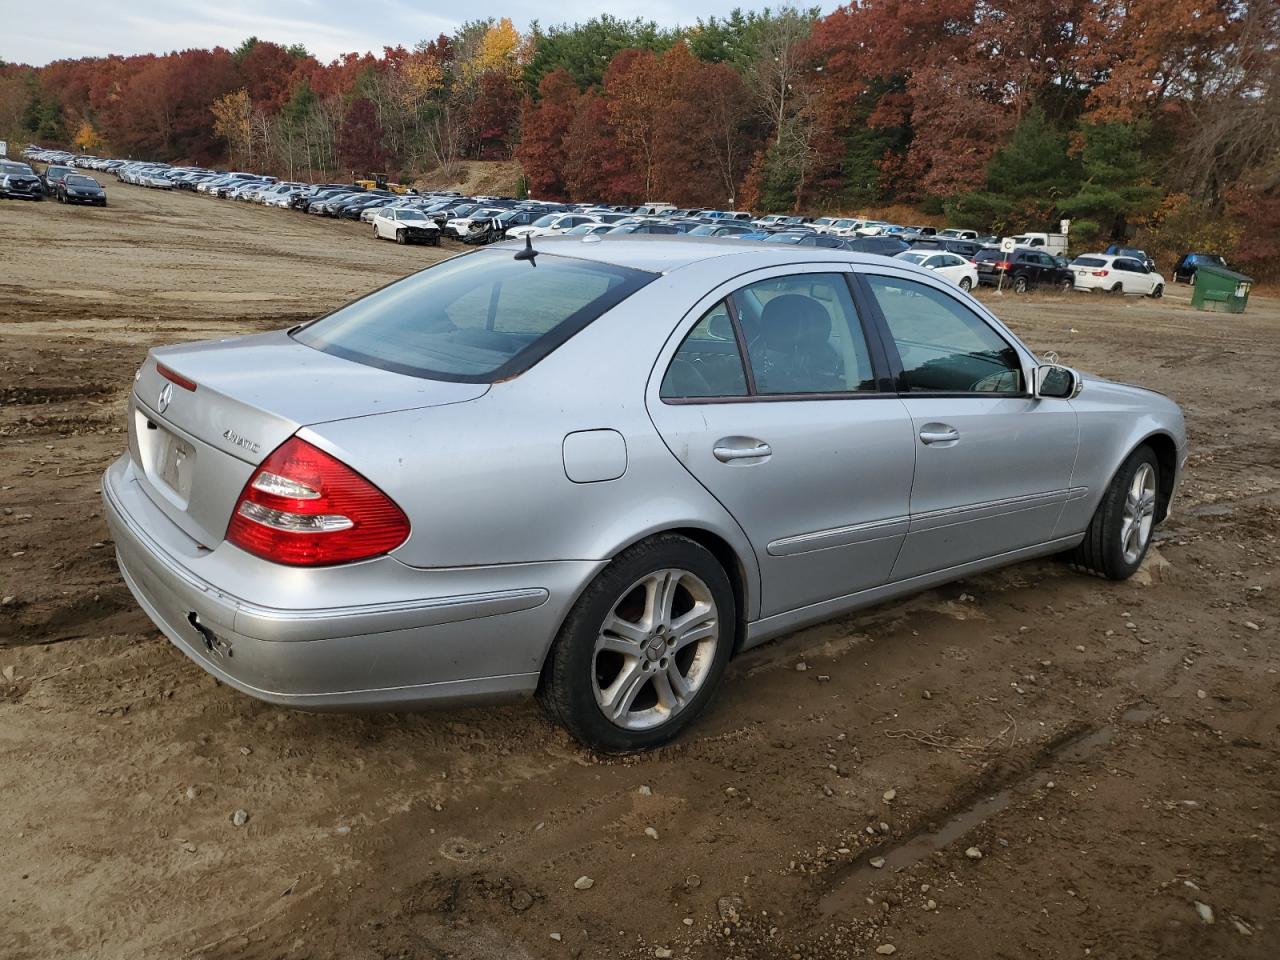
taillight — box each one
[226,437,409,566]
[995,261,1012,271]
[1091,269,1109,277]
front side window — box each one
[863,275,1023,394]
[295,250,654,382]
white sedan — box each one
[894,250,979,292]
[507,213,602,239]
[372,208,441,245]
[1069,254,1165,297]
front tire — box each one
[1058,277,1073,292]
[396,229,407,245]
[1070,446,1159,580]
[1150,284,1164,298]
[539,534,736,752]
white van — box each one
[635,202,676,216]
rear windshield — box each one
[1072,256,1107,267]
[293,250,655,382]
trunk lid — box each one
[128,330,487,548]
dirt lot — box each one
[1,182,1276,960]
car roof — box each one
[490,234,931,276]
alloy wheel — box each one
[592,568,720,731]
[1120,462,1157,565]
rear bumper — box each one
[102,454,603,709]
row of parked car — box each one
[0,155,108,204]
[17,145,1231,294]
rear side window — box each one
[662,273,877,400]
[735,274,875,395]
[294,251,654,382]
[864,275,1023,394]
[660,302,748,399]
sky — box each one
[1,0,839,67]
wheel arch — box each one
[1138,431,1179,523]
[549,522,756,669]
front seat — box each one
[753,294,844,393]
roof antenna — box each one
[513,233,538,265]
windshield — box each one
[293,250,656,383]
[65,175,97,187]
[398,211,427,221]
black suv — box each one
[975,248,1074,292]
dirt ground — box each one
[1,181,1276,960]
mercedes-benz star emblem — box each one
[157,382,173,413]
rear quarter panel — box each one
[301,269,764,617]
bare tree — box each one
[743,6,817,146]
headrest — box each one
[760,294,832,349]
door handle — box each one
[713,438,772,462]
[919,424,959,445]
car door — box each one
[856,270,1079,579]
[1116,258,1150,294]
[647,267,916,617]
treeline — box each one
[1,3,1277,275]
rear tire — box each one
[1013,275,1028,294]
[539,534,736,753]
[1070,446,1160,580]
[959,276,973,292]
[1110,283,1124,296]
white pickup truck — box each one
[1008,232,1068,257]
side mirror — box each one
[1034,363,1082,399]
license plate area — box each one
[135,410,196,505]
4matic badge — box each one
[222,429,261,455]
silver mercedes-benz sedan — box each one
[103,237,1187,751]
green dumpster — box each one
[1191,263,1254,314]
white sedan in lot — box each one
[1070,254,1165,297]
[507,213,602,239]
[894,250,979,291]
[372,208,441,245]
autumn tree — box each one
[72,119,104,153]
[211,88,253,167]
[516,68,580,199]
[337,97,387,175]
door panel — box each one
[652,399,914,615]
[858,271,1080,578]
[891,396,1078,579]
